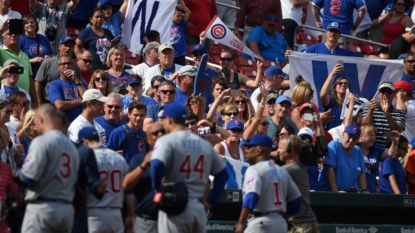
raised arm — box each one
[243,83,268,140]
[361,99,377,125]
[240,58,263,89]
[120,0,129,21]
[207,89,229,122]
[178,0,191,22]
[69,0,79,12]
[74,39,85,59]
[321,63,343,107]
[344,92,355,127]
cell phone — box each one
[303,113,313,121]
[9,66,24,74]
[111,35,122,47]
[337,59,344,66]
[230,90,243,96]
[9,19,23,35]
[383,131,392,137]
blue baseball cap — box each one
[265,66,288,77]
[192,44,207,54]
[265,14,278,25]
[344,125,361,137]
[276,95,292,105]
[60,35,75,45]
[226,120,244,131]
[127,76,142,85]
[410,137,415,147]
[160,103,188,119]
[327,22,340,31]
[78,127,98,141]
[98,0,112,7]
[241,134,273,148]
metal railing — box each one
[185,56,222,69]
[216,1,240,10]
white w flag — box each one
[224,157,249,189]
[339,89,370,119]
[205,16,258,58]
[123,0,176,54]
[289,51,404,111]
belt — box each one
[246,23,261,27]
[137,213,158,221]
[252,211,282,218]
[28,197,71,204]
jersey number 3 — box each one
[60,153,71,179]
[179,155,204,179]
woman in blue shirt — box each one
[105,46,130,95]
[19,14,52,78]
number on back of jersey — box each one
[179,155,205,179]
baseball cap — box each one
[327,22,340,31]
[394,81,412,95]
[406,25,415,33]
[378,82,395,92]
[3,59,20,67]
[60,35,75,45]
[343,125,361,137]
[127,76,142,85]
[78,127,98,141]
[143,42,160,54]
[298,127,314,138]
[158,43,174,53]
[241,134,273,148]
[226,120,244,131]
[299,102,319,114]
[266,93,279,102]
[276,95,292,105]
[264,14,279,25]
[192,44,207,54]
[160,103,188,119]
[265,66,288,77]
[98,0,112,7]
[179,65,197,76]
[82,89,109,103]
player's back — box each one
[87,146,128,208]
[23,130,80,203]
[244,161,300,213]
[153,130,224,198]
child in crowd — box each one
[170,0,190,66]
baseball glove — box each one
[154,181,189,216]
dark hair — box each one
[274,124,296,143]
[211,78,230,93]
[128,101,147,114]
[385,135,408,148]
[139,30,160,63]
[56,110,68,127]
[405,52,415,60]
[8,91,27,103]
[86,135,100,142]
[160,80,176,89]
[332,77,352,106]
[220,49,235,60]
[175,6,185,14]
[82,99,98,109]
[171,118,186,126]
[151,75,166,87]
[23,14,39,33]
[186,112,199,121]
[393,0,410,12]
[90,8,104,19]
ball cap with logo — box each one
[378,82,395,92]
[192,44,207,54]
[226,120,244,131]
[343,125,361,137]
[298,127,314,139]
[78,126,98,141]
[158,43,174,53]
[241,134,273,148]
[160,103,188,119]
[60,36,76,45]
[299,102,319,114]
[179,65,197,76]
[326,22,340,31]
[82,89,109,103]
[264,14,279,25]
[127,76,142,85]
[276,95,292,105]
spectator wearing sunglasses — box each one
[121,75,156,120]
[362,82,406,147]
[320,64,352,130]
[144,80,176,128]
[214,119,245,162]
[191,44,218,79]
[219,103,240,129]
[95,93,127,139]
[228,91,254,125]
[88,70,113,97]
[174,65,196,105]
[266,94,298,140]
[149,75,166,104]
[77,50,94,84]
[401,52,415,99]
[0,60,32,105]
[6,91,30,134]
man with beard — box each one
[265,94,298,138]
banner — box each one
[339,89,370,119]
[225,157,249,189]
[289,52,404,111]
[205,16,258,58]
[123,0,176,54]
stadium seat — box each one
[187,45,193,56]
[211,55,221,65]
[262,60,278,69]
[67,28,81,38]
[124,49,139,65]
[240,68,257,79]
[346,45,362,54]
[209,47,223,56]
[296,32,318,46]
[360,44,378,55]
[236,57,257,70]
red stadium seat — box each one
[240,68,257,79]
[296,32,318,46]
[235,57,257,70]
[211,55,221,65]
[360,44,378,55]
[262,60,278,69]
[67,28,81,37]
[209,47,223,56]
[346,45,363,54]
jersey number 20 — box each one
[99,169,122,194]
[179,155,204,179]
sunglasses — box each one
[395,3,405,6]
[261,121,269,126]
[405,60,415,64]
[379,88,394,94]
[267,99,276,105]
[153,85,160,89]
[234,100,246,105]
[192,52,205,57]
[230,128,243,133]
[14,100,30,106]
[106,105,121,110]
[337,81,349,86]
[225,111,238,117]
[151,129,166,136]
[80,58,93,64]
[59,62,73,66]
[185,119,197,126]
[160,90,175,95]
[95,77,108,82]
[220,57,233,62]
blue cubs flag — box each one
[123,0,176,54]
[289,51,404,111]
[205,16,257,58]
[194,54,212,96]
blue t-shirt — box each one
[70,0,97,20]
[48,78,87,124]
[313,0,366,34]
[121,95,158,114]
[78,27,115,65]
[305,43,365,57]
[318,140,365,191]
[106,124,150,163]
[4,86,20,97]
[171,20,188,57]
[18,34,53,77]
[86,12,123,38]
[355,145,386,193]
[324,96,343,130]
[366,0,392,20]
[146,104,163,122]
[206,68,218,79]
[174,88,191,106]
[246,26,288,63]
[401,73,415,100]
[128,153,159,216]
[94,116,127,141]
[379,157,407,194]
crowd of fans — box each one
[2,0,415,232]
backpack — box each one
[120,125,148,152]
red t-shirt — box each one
[184,0,218,36]
[405,151,415,194]
[0,162,18,232]
[82,70,94,85]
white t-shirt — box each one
[403,100,415,141]
[5,115,20,129]
[132,62,152,92]
[328,124,344,141]
[250,88,261,112]
[142,64,182,96]
[0,10,22,45]
[68,115,107,145]
[281,0,303,25]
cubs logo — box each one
[23,155,33,168]
[353,128,357,133]
[138,139,146,153]
[247,176,255,186]
[197,79,209,92]
[210,24,226,40]
[100,132,106,145]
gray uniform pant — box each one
[245,214,287,233]
[158,200,206,233]
[134,215,158,233]
[87,207,123,233]
[21,202,74,233]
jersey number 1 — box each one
[179,155,204,179]
[273,182,282,206]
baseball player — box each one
[13,104,80,233]
[150,103,229,233]
[235,134,302,233]
[78,126,129,233]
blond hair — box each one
[106,46,125,68]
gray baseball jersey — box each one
[87,146,128,208]
[22,130,80,202]
[151,130,225,198]
[243,161,301,213]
